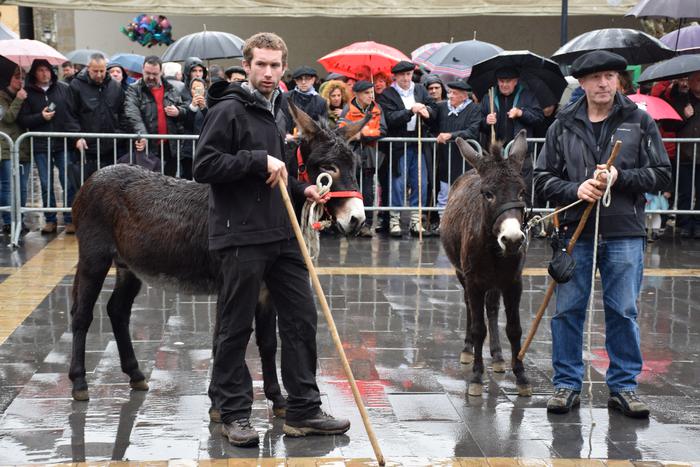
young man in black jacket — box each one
[193,32,350,448]
[534,51,671,418]
[18,59,79,234]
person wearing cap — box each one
[534,50,670,418]
[225,66,247,83]
[284,66,328,140]
[377,60,437,237]
[338,80,388,237]
[428,80,481,225]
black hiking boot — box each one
[283,410,351,437]
[221,418,259,447]
[608,391,650,419]
[547,388,580,414]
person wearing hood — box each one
[193,32,350,448]
[180,77,208,179]
[181,57,208,104]
[124,55,188,177]
[0,66,30,234]
[18,58,79,234]
[424,74,447,102]
[534,51,670,419]
[70,53,125,182]
[107,62,130,93]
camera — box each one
[46,102,56,112]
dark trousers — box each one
[210,239,321,423]
[676,164,700,232]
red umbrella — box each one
[627,91,682,121]
[0,39,66,68]
[318,41,410,80]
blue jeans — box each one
[35,151,74,224]
[552,236,644,393]
[0,160,28,225]
[391,144,428,207]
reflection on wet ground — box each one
[0,234,699,464]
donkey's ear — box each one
[507,129,528,170]
[455,137,482,171]
[288,99,320,140]
[337,111,372,141]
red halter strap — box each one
[296,147,310,183]
[322,191,364,201]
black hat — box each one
[292,66,318,80]
[225,65,245,77]
[495,67,520,79]
[326,72,347,82]
[570,50,628,79]
[391,60,415,74]
[447,80,471,91]
[353,80,374,93]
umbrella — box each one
[661,25,700,54]
[626,91,682,121]
[626,0,700,19]
[0,39,66,68]
[65,48,109,66]
[551,29,676,67]
[468,50,567,104]
[109,53,145,73]
[318,41,410,80]
[0,55,17,88]
[421,40,503,78]
[638,54,700,83]
[161,30,244,62]
[412,42,447,67]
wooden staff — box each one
[518,140,622,361]
[278,178,386,466]
[417,115,423,243]
[489,87,496,147]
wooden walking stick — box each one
[518,140,622,361]
[278,178,386,466]
[417,115,423,243]
[489,87,496,147]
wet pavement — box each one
[0,231,699,464]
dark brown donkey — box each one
[68,104,367,416]
[440,130,532,397]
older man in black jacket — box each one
[124,55,187,177]
[70,53,124,181]
[377,60,437,237]
[193,32,349,448]
[534,51,670,419]
[18,58,79,234]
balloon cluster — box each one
[121,14,174,48]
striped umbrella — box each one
[420,40,503,79]
[412,42,447,68]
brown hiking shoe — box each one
[608,391,650,419]
[41,222,57,234]
[283,410,350,437]
[64,223,76,234]
[221,418,259,447]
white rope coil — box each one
[301,173,333,262]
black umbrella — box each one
[161,30,244,62]
[551,29,676,67]
[468,50,567,104]
[626,0,700,19]
[421,40,503,79]
[0,55,17,88]
[638,54,700,83]
[65,48,109,66]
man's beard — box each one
[145,78,161,88]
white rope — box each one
[301,173,333,262]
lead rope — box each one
[586,168,612,457]
[301,173,333,262]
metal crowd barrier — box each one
[0,132,15,243]
[3,131,700,247]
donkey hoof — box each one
[460,351,474,364]
[468,383,483,396]
[130,379,149,391]
[209,407,222,423]
[72,388,89,401]
[492,360,507,373]
[517,384,533,397]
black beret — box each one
[495,67,520,79]
[447,80,471,91]
[353,80,374,93]
[391,60,415,74]
[570,50,628,79]
[292,66,318,79]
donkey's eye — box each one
[482,191,495,201]
[321,165,339,174]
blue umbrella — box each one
[109,53,145,73]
